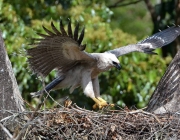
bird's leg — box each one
[92,97,108,109]
[82,74,114,109]
[96,97,107,102]
[91,77,114,109]
[97,97,114,108]
[92,97,114,109]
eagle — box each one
[27,20,180,109]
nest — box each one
[1,100,180,140]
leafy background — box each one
[0,0,177,109]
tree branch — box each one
[144,0,158,24]
[0,123,13,139]
[109,0,144,8]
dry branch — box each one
[0,104,178,140]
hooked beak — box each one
[115,63,121,70]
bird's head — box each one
[101,53,121,70]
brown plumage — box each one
[27,20,89,77]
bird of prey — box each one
[27,20,180,109]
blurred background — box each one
[0,0,179,109]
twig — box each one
[0,115,13,123]
[129,109,161,124]
[1,104,180,139]
[109,0,143,8]
[22,124,30,139]
[102,118,136,127]
[148,123,170,140]
[44,89,64,108]
[30,93,45,121]
[73,104,98,114]
[0,122,13,139]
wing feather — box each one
[78,27,85,45]
[27,20,94,77]
[108,26,180,57]
[42,25,56,36]
[68,20,73,38]
[140,26,180,47]
[60,20,67,36]
[36,33,50,38]
[74,23,79,41]
[51,22,61,35]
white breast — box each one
[54,65,91,93]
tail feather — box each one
[30,76,65,97]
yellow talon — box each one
[64,99,72,108]
[92,97,114,109]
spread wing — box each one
[108,26,180,57]
[27,20,95,77]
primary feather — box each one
[140,26,180,47]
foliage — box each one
[0,0,171,109]
[110,1,153,40]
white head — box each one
[98,52,121,70]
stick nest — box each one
[2,103,180,140]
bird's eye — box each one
[112,61,117,65]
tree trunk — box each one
[0,31,24,139]
[146,49,180,113]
